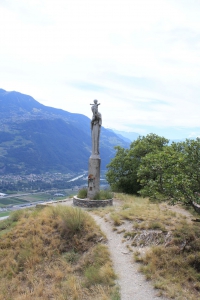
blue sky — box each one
[0,0,200,139]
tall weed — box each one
[50,205,86,233]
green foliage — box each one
[77,188,88,199]
[138,146,183,201]
[130,133,169,158]
[111,285,121,300]
[106,133,168,194]
[138,138,200,210]
[9,209,25,222]
[77,188,113,200]
[62,250,80,264]
[51,205,86,233]
[93,189,113,200]
[83,244,116,287]
[107,133,200,212]
[106,145,140,193]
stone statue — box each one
[87,100,102,199]
[90,100,102,156]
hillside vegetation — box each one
[107,133,200,212]
[0,206,118,300]
[94,194,200,300]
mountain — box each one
[0,89,129,174]
[112,129,140,142]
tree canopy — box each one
[106,133,168,194]
[106,134,200,213]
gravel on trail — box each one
[92,214,168,300]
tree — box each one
[138,138,200,212]
[129,133,169,159]
[106,134,169,194]
[138,146,185,201]
[106,146,140,194]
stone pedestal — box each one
[73,196,113,208]
[87,155,101,199]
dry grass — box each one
[0,205,118,300]
[136,220,200,300]
[119,195,200,300]
[109,193,188,232]
[104,193,200,300]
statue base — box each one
[73,196,113,208]
[87,155,101,199]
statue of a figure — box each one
[90,100,102,155]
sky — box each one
[0,0,200,139]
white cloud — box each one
[0,0,200,138]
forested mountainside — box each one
[0,89,129,174]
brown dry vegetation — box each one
[93,193,200,300]
[0,206,118,300]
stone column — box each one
[87,155,101,199]
[87,100,102,199]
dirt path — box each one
[56,199,168,299]
[91,213,168,300]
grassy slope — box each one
[93,194,200,300]
[0,206,118,300]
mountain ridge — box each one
[0,88,129,174]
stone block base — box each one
[73,196,113,208]
[87,156,101,199]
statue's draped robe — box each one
[91,113,102,156]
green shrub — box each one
[9,209,25,222]
[0,218,12,231]
[62,250,80,264]
[111,285,121,300]
[77,188,87,199]
[53,205,86,233]
[83,244,116,287]
[0,210,26,234]
[93,190,113,200]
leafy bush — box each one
[106,133,169,194]
[77,188,87,199]
[93,190,113,200]
[137,138,200,213]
